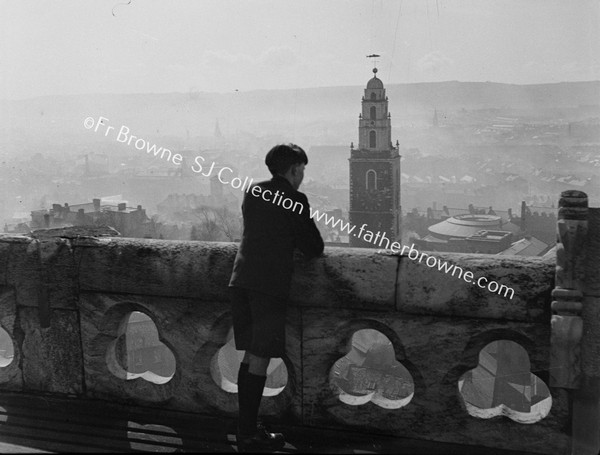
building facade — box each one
[30,197,154,238]
[349,68,401,248]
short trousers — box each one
[230,286,287,358]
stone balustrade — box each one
[0,192,597,454]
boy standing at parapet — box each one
[229,143,324,452]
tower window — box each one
[369,130,376,148]
[370,106,376,120]
[370,93,376,100]
[366,169,377,190]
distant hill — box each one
[388,80,600,110]
[1,81,598,149]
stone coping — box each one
[0,234,554,321]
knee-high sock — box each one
[237,363,250,433]
[237,362,249,398]
[237,362,249,426]
[238,371,266,436]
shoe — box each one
[237,423,285,453]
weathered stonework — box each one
[78,292,301,420]
[582,208,600,377]
[302,308,569,454]
[397,253,553,322]
[19,307,82,394]
[35,237,78,310]
[6,238,39,308]
[0,287,23,390]
[573,207,600,454]
[0,241,12,285]
[76,238,236,301]
[290,248,397,311]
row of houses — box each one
[28,196,154,238]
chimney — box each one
[63,203,70,212]
[76,208,85,224]
[93,198,101,211]
[52,203,61,213]
[118,203,126,211]
[43,213,50,228]
[137,205,142,211]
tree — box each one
[189,206,221,241]
[185,205,242,242]
[212,206,242,241]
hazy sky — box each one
[2,0,599,99]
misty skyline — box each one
[2,0,599,100]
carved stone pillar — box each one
[550,190,588,389]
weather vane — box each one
[366,54,380,69]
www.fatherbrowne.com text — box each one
[204,163,516,301]
[84,116,516,300]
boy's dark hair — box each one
[265,143,308,176]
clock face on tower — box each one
[349,67,401,248]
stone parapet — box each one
[397,252,553,321]
[0,226,595,454]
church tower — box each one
[349,67,401,248]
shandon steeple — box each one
[348,63,402,248]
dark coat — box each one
[229,175,324,298]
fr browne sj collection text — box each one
[84,115,244,180]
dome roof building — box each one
[427,214,520,241]
[413,214,520,254]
